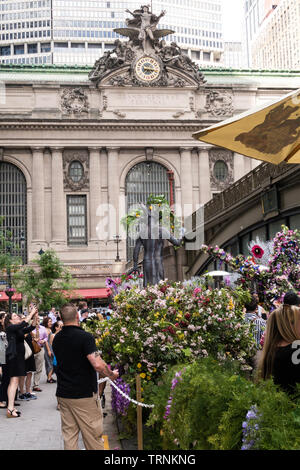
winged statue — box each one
[114,5,174,51]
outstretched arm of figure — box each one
[125,8,137,17]
[168,233,184,247]
[161,226,184,247]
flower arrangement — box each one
[200,226,300,307]
[85,278,256,390]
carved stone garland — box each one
[61,87,89,116]
[205,90,234,117]
[63,149,90,191]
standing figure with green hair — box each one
[129,204,183,287]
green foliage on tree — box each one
[0,217,22,279]
[14,249,77,312]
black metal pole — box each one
[6,228,13,314]
[7,265,12,314]
[114,235,121,262]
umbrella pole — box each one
[136,374,143,450]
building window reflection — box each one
[67,195,87,246]
[69,160,84,183]
[214,160,228,182]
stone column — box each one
[107,147,120,238]
[198,147,211,205]
[31,147,45,242]
[50,147,66,244]
[89,147,102,241]
[180,147,193,216]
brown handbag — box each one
[31,338,41,354]
[31,322,41,354]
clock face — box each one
[135,56,161,83]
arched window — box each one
[125,161,173,260]
[214,160,228,182]
[0,162,27,263]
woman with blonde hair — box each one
[258,303,300,394]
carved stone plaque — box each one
[63,149,89,191]
[209,149,234,191]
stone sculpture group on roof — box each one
[88,5,206,88]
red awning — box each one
[0,288,111,302]
[0,291,22,302]
[69,288,112,299]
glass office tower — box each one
[0,0,224,66]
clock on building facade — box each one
[134,56,162,83]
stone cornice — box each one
[0,120,207,132]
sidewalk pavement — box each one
[0,371,121,451]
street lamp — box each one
[5,229,26,314]
[5,227,14,314]
[113,235,121,262]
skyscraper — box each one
[0,1,224,66]
[251,0,300,70]
[244,0,265,67]
[222,41,247,69]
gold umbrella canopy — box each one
[193,88,300,165]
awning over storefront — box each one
[0,288,111,302]
[0,291,22,302]
[69,288,112,299]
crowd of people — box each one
[0,300,110,420]
[0,290,299,449]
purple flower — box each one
[105,277,118,293]
[241,406,261,450]
[111,377,131,416]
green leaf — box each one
[183,348,192,357]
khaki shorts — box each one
[58,394,104,450]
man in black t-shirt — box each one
[52,303,118,450]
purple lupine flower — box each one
[241,405,261,450]
[111,377,131,416]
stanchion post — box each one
[136,374,143,450]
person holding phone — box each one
[4,306,38,418]
[53,303,119,450]
[31,304,48,392]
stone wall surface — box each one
[0,64,299,286]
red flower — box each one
[168,326,176,335]
[160,286,168,293]
[185,313,191,320]
[251,245,264,259]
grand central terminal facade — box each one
[0,7,299,292]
